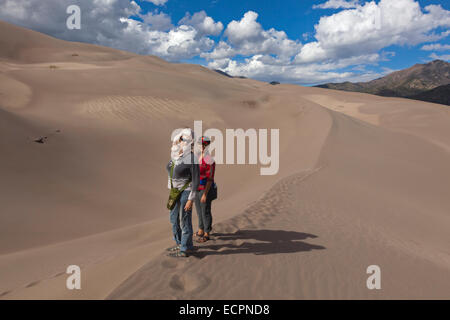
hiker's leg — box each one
[180,191,194,252]
[169,197,182,245]
[203,196,213,234]
[194,189,204,235]
[198,190,209,233]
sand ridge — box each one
[80,95,223,124]
[303,93,380,125]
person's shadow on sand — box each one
[193,229,325,258]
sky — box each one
[0,0,449,85]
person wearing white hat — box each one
[166,128,200,258]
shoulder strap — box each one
[179,180,191,192]
[180,156,192,191]
[169,162,174,189]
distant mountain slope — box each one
[316,60,450,105]
[214,69,234,78]
[408,84,450,105]
[214,69,247,79]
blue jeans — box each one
[169,190,193,252]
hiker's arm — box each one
[204,179,213,195]
[186,161,199,209]
[167,161,171,189]
[201,162,215,203]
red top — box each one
[198,154,215,190]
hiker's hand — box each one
[201,194,207,203]
[184,200,193,211]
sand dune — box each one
[303,93,380,125]
[0,20,135,64]
[0,20,449,299]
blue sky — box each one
[0,0,449,85]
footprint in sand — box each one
[0,290,11,297]
[169,273,211,293]
[161,259,179,269]
[169,274,184,291]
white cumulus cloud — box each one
[421,43,450,51]
[179,10,223,36]
[203,11,302,61]
[296,0,450,64]
[114,18,215,60]
[429,53,450,60]
[140,11,172,31]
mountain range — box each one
[316,60,450,105]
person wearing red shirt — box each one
[194,136,217,243]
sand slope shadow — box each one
[193,229,325,258]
